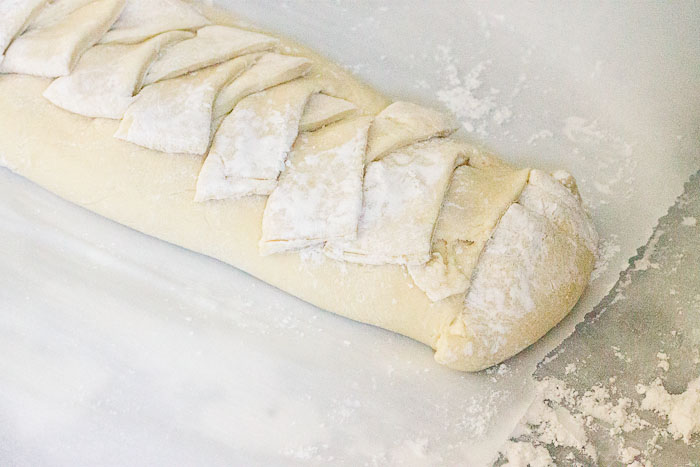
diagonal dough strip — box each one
[212,53,312,120]
[29,0,95,30]
[196,90,360,202]
[0,0,47,64]
[43,30,192,119]
[115,54,259,155]
[99,0,210,45]
[298,93,358,132]
[203,79,316,198]
[0,0,125,78]
[409,161,530,302]
[259,116,373,255]
[143,25,278,85]
[325,138,468,266]
[219,80,316,180]
[364,101,459,163]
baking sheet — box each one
[1,1,699,465]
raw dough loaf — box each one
[0,1,598,372]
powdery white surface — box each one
[218,85,311,182]
[212,52,312,119]
[1,1,699,465]
[463,204,558,355]
[499,441,554,467]
[260,117,372,254]
[638,377,700,444]
[681,216,697,226]
[42,30,191,119]
[364,100,459,162]
[115,55,251,155]
[0,0,124,78]
[500,369,700,465]
[325,139,462,266]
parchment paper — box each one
[1,1,698,465]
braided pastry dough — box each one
[0,0,597,371]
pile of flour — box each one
[497,365,700,465]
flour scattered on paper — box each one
[497,365,700,466]
[499,441,554,467]
[590,233,620,282]
[527,130,554,145]
[433,46,504,136]
[562,116,638,204]
[638,377,700,444]
[681,216,697,226]
[429,44,638,214]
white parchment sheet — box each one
[1,1,698,465]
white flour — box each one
[681,216,697,226]
[499,363,700,465]
[637,377,700,444]
[433,46,497,135]
[500,441,554,467]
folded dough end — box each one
[195,149,278,202]
[41,31,192,119]
[520,169,598,253]
[116,57,253,155]
[435,197,595,371]
[409,163,531,302]
[325,137,469,267]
